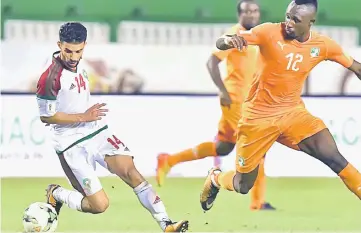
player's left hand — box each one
[219,91,232,109]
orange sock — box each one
[250,157,266,209]
[338,163,361,200]
[167,142,217,167]
[215,170,236,191]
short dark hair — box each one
[236,0,258,15]
[59,22,87,43]
[294,0,318,11]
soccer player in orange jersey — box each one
[200,0,361,211]
[157,0,275,210]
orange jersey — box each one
[237,23,354,119]
[213,24,260,102]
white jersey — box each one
[36,52,106,153]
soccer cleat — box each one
[156,153,171,187]
[164,220,189,232]
[200,168,221,211]
[260,202,276,210]
[250,202,276,211]
[45,184,63,215]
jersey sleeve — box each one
[236,23,275,46]
[325,38,354,68]
[36,64,62,117]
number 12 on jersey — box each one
[75,74,86,93]
[286,53,303,71]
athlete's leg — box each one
[298,129,361,199]
[279,109,361,200]
[105,155,188,232]
[200,119,280,211]
[47,147,109,215]
[249,155,276,210]
[102,129,188,232]
[156,104,240,186]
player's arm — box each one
[36,79,87,124]
[40,111,87,124]
[36,74,106,124]
[326,38,361,81]
[206,53,227,94]
[216,23,271,50]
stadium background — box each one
[1,0,361,232]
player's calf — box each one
[83,191,109,214]
[49,185,109,214]
[299,129,361,200]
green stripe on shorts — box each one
[56,125,108,155]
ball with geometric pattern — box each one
[22,202,58,232]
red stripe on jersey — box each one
[37,60,63,100]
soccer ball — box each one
[22,202,58,232]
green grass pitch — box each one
[1,177,360,232]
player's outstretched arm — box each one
[347,60,361,81]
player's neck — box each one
[296,31,311,43]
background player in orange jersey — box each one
[156,0,276,210]
[200,0,361,212]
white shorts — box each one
[58,125,132,196]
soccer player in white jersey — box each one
[36,22,189,232]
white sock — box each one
[53,187,84,212]
[134,181,170,231]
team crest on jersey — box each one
[82,70,88,80]
[310,47,320,57]
[238,156,245,167]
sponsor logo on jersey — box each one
[69,83,76,90]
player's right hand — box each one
[83,103,108,122]
[225,35,248,51]
[219,91,232,109]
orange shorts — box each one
[235,108,327,173]
[217,103,242,143]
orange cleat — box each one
[156,153,172,187]
[164,220,189,232]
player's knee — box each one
[233,174,253,195]
[319,151,348,174]
[215,141,235,156]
